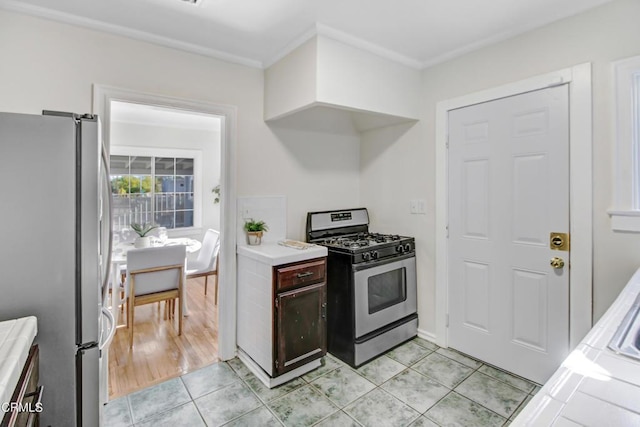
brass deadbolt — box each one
[549,232,570,251]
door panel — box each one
[462,261,490,333]
[448,85,569,384]
[463,159,490,239]
[276,282,326,375]
[512,154,547,244]
[512,269,548,351]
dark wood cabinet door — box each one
[275,282,326,375]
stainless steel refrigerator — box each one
[0,111,112,426]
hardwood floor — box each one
[108,277,219,399]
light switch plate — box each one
[410,199,426,214]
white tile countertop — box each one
[0,316,37,408]
[237,241,328,266]
[513,268,640,426]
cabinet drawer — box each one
[276,258,326,291]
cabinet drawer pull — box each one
[296,271,314,278]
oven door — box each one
[353,253,417,338]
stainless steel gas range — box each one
[306,208,417,367]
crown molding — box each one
[0,0,264,69]
[1,0,425,71]
[264,22,423,70]
[419,1,612,68]
[315,23,423,70]
[262,25,318,69]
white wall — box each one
[316,36,420,120]
[264,37,318,121]
[110,121,221,237]
[360,0,640,337]
[0,9,361,241]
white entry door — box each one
[448,85,570,384]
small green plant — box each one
[244,219,268,233]
[131,222,158,237]
[212,185,221,204]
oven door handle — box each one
[352,251,416,271]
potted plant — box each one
[212,184,221,204]
[131,222,158,248]
[244,219,268,245]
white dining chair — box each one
[186,229,220,303]
[125,245,186,348]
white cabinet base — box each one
[237,348,321,389]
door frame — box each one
[93,84,238,360]
[434,63,592,350]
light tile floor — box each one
[104,338,540,427]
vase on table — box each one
[134,236,151,248]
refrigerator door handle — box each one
[99,306,116,351]
[101,143,113,292]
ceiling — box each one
[0,0,613,69]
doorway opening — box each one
[107,101,222,398]
[93,85,238,403]
[433,63,593,383]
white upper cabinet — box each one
[264,36,420,133]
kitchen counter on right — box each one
[513,268,640,426]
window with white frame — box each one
[610,55,640,231]
[110,154,197,231]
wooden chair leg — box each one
[178,297,183,336]
[125,300,129,329]
[214,274,219,305]
[204,275,208,295]
[128,299,135,348]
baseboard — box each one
[417,328,439,345]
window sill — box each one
[608,210,640,232]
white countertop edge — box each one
[237,242,328,266]
[513,268,640,426]
[0,316,37,409]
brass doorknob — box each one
[550,257,565,269]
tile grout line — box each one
[177,373,210,426]
[235,371,287,427]
[455,362,530,422]
[110,338,538,427]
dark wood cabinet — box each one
[273,258,327,376]
[1,345,42,427]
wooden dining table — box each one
[108,237,202,326]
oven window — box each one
[368,268,407,314]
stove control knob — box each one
[371,251,379,260]
[404,244,412,252]
[363,252,371,261]
[396,245,404,253]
